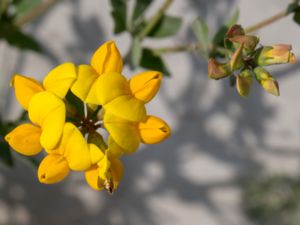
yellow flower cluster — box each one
[5,41,171,194]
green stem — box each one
[150,6,294,56]
[138,0,174,39]
[151,43,201,55]
[244,9,289,33]
[15,0,60,26]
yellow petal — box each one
[91,41,123,75]
[104,112,140,154]
[96,72,130,105]
[110,158,123,190]
[5,123,42,156]
[107,136,124,158]
[104,95,146,122]
[85,165,104,191]
[38,154,70,184]
[129,71,162,103]
[138,115,171,144]
[71,64,99,102]
[60,123,91,171]
[43,63,77,99]
[88,144,105,164]
[11,75,44,110]
[98,152,111,180]
[28,91,65,150]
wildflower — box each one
[254,44,296,66]
[208,59,231,79]
[254,67,280,96]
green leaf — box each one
[287,1,300,14]
[13,0,42,17]
[293,9,300,25]
[148,15,182,38]
[226,8,239,27]
[213,9,239,47]
[192,17,209,55]
[0,21,42,52]
[140,49,170,76]
[0,141,14,167]
[132,0,152,22]
[131,37,142,67]
[0,119,14,167]
[110,0,127,34]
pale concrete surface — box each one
[0,0,300,224]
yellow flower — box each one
[208,59,231,79]
[71,41,123,103]
[5,91,66,153]
[104,112,171,154]
[255,44,296,66]
[71,40,162,121]
[85,144,123,193]
[12,62,77,110]
[95,70,162,121]
[38,122,92,184]
[6,63,77,151]
[254,67,280,96]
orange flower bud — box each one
[208,59,231,79]
[255,44,296,66]
[229,35,259,52]
[226,24,245,38]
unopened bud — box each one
[129,71,162,103]
[254,44,296,66]
[254,67,280,96]
[208,59,231,79]
[226,24,245,38]
[138,116,171,144]
[236,69,253,97]
[230,44,244,70]
[229,35,259,52]
[38,154,70,184]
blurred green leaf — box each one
[287,1,300,14]
[131,37,142,67]
[110,0,127,34]
[140,49,170,76]
[148,15,182,38]
[213,9,239,47]
[0,119,14,167]
[13,0,42,18]
[0,21,42,52]
[132,0,152,22]
[293,9,300,25]
[0,141,14,167]
[192,17,209,55]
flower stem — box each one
[244,10,288,34]
[15,0,60,27]
[138,0,174,39]
[150,6,293,56]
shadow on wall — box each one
[1,0,300,225]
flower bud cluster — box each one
[208,25,296,96]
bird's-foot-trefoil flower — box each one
[208,24,296,97]
[5,40,171,194]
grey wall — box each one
[0,0,300,224]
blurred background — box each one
[1,0,300,224]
